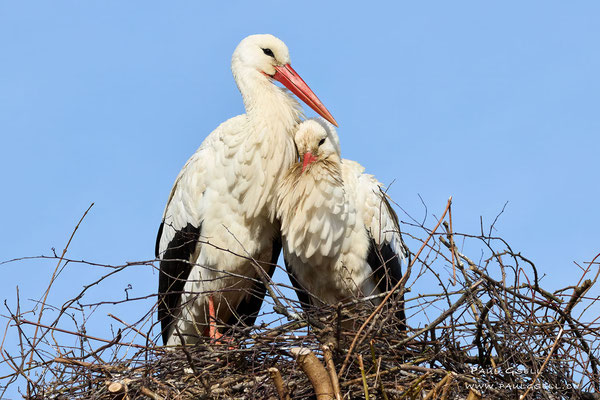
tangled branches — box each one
[1,200,599,399]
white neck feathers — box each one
[229,65,302,220]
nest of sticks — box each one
[2,199,599,399]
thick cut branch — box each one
[268,367,290,400]
[290,347,334,400]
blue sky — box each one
[1,1,599,394]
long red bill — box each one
[273,64,338,127]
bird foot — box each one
[204,326,236,349]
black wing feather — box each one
[284,255,313,312]
[157,222,201,345]
[366,235,408,329]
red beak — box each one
[273,64,338,127]
[302,151,318,172]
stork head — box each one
[232,34,337,127]
[233,34,290,76]
[294,118,341,172]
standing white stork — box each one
[156,35,337,346]
[276,119,409,326]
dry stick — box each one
[339,197,453,376]
[466,389,482,400]
[441,224,486,356]
[3,350,37,389]
[2,302,58,381]
[439,234,504,365]
[268,367,290,400]
[389,279,484,349]
[53,357,121,372]
[67,329,122,362]
[174,326,198,375]
[357,354,369,400]
[574,251,600,288]
[20,319,149,349]
[358,354,369,400]
[341,363,501,395]
[519,326,565,400]
[423,372,452,400]
[448,201,457,285]
[140,386,165,400]
[469,265,600,376]
[565,279,593,314]
[367,340,388,400]
[18,264,133,385]
[440,228,482,317]
[341,366,400,387]
[439,373,454,400]
[374,357,389,400]
[404,372,430,398]
[291,347,335,400]
[322,344,342,400]
[28,203,94,370]
[108,313,152,343]
[0,309,13,356]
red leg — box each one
[202,294,235,350]
[205,294,224,341]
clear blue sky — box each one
[1,1,599,394]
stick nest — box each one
[2,200,599,399]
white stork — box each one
[276,119,409,325]
[156,35,337,345]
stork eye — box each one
[318,138,326,146]
[262,48,275,58]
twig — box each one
[341,366,400,387]
[322,344,342,400]
[423,372,453,400]
[390,279,484,349]
[519,326,564,399]
[54,357,121,372]
[28,203,94,370]
[358,354,370,400]
[447,202,457,285]
[339,197,453,376]
[108,313,152,343]
[140,386,164,400]
[20,319,150,349]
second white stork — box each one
[156,35,337,345]
[276,119,409,325]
